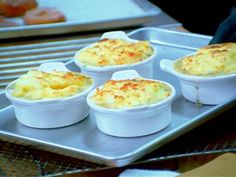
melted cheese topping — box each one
[76,38,154,67]
[11,70,93,100]
[90,79,171,109]
[174,43,236,76]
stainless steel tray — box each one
[0,0,161,39]
[1,27,236,167]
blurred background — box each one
[149,0,235,35]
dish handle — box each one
[111,70,141,80]
[38,62,70,72]
[160,59,175,75]
[101,31,130,41]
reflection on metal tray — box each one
[0,27,235,167]
[1,108,236,176]
[0,0,161,39]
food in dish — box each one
[23,7,66,25]
[0,0,37,17]
[87,70,176,137]
[74,31,157,87]
[174,42,236,76]
[10,70,93,100]
[160,42,236,105]
[90,79,172,109]
[5,62,94,128]
[76,38,154,67]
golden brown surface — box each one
[23,7,66,25]
[0,0,37,17]
[10,70,93,100]
[77,39,154,67]
[90,79,171,109]
[174,42,236,76]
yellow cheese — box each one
[76,38,154,67]
[11,70,93,100]
[174,43,236,76]
[90,79,171,109]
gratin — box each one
[90,79,172,109]
[174,43,236,76]
[11,70,93,100]
[76,38,154,67]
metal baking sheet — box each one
[0,0,161,39]
[1,27,236,167]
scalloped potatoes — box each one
[174,43,236,76]
[76,38,154,67]
[11,70,93,100]
[90,79,172,109]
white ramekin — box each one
[74,31,157,87]
[5,62,94,128]
[160,57,236,105]
[86,70,176,137]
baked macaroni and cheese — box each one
[174,43,236,76]
[90,79,172,109]
[76,38,154,67]
[11,70,93,100]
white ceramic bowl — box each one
[74,31,157,87]
[5,62,94,128]
[160,57,236,105]
[86,70,176,137]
